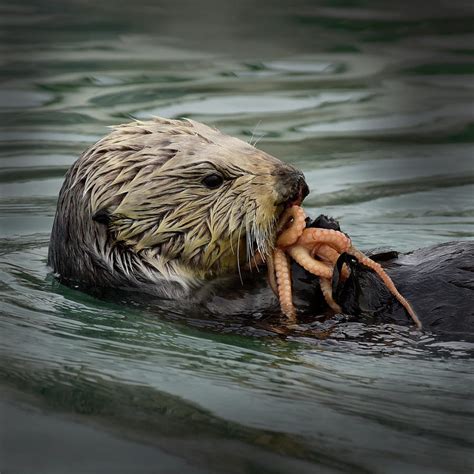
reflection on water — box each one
[1,0,473,472]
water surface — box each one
[1,1,473,472]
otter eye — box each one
[202,173,224,189]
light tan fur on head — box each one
[49,117,307,298]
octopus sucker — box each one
[269,205,422,329]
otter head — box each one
[48,117,308,297]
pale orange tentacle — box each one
[273,248,296,320]
[270,204,420,329]
[287,245,333,280]
[348,246,422,329]
[312,243,350,280]
[319,277,342,313]
[311,243,339,262]
[276,206,307,248]
[299,228,351,254]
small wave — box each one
[306,174,474,207]
[136,92,370,118]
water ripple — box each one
[1,1,474,472]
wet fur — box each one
[48,117,305,298]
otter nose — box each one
[298,177,310,200]
[276,169,309,206]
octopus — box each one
[267,205,422,329]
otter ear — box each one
[92,208,111,225]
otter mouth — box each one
[245,176,310,268]
[285,181,309,208]
[263,179,310,257]
[276,179,309,218]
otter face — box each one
[49,118,308,294]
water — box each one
[1,1,474,472]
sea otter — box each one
[48,117,473,337]
[48,117,308,298]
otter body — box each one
[49,118,472,337]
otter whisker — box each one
[248,120,261,147]
[227,210,236,256]
[236,218,245,285]
[245,219,253,268]
[245,211,279,273]
[252,223,266,261]
[252,133,265,148]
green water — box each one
[1,1,473,472]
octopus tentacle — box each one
[312,244,350,280]
[287,245,333,280]
[269,204,421,329]
[276,206,307,248]
[348,246,422,329]
[274,248,296,320]
[299,228,351,254]
[310,243,338,262]
[319,277,342,313]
